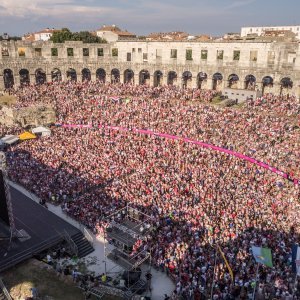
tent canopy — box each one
[19,131,36,140]
[1,135,19,145]
[32,126,51,136]
[32,126,51,133]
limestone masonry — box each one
[1,40,300,96]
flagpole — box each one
[210,246,218,300]
[252,264,259,300]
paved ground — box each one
[9,181,175,299]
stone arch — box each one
[66,68,77,82]
[262,76,273,94]
[96,68,106,83]
[82,68,91,82]
[212,72,223,91]
[139,69,150,85]
[245,74,256,90]
[51,68,62,82]
[3,69,14,89]
[153,70,163,87]
[182,71,192,88]
[124,69,134,84]
[197,72,207,89]
[111,69,120,83]
[35,68,46,85]
[228,74,239,88]
[280,77,293,96]
[19,69,30,86]
[167,71,177,85]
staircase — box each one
[89,287,105,299]
[71,232,94,258]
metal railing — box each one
[83,227,94,248]
[0,278,13,300]
[63,230,78,257]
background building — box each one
[96,25,136,42]
[241,26,300,40]
[23,28,58,42]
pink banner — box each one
[56,123,299,186]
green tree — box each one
[50,28,107,43]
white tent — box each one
[1,135,19,145]
[32,126,51,137]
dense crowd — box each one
[3,81,300,299]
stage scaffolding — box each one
[103,204,152,298]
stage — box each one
[0,186,83,272]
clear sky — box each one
[0,0,299,37]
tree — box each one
[50,28,107,43]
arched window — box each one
[228,74,239,88]
[280,77,293,96]
[96,68,106,83]
[3,69,14,89]
[212,72,223,90]
[139,70,150,85]
[167,71,177,85]
[19,69,30,86]
[245,74,256,90]
[197,72,207,89]
[280,77,293,89]
[35,68,46,85]
[82,68,91,82]
[66,68,77,81]
[51,68,62,82]
[124,69,134,84]
[153,70,163,87]
[182,71,192,88]
[111,69,120,83]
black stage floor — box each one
[0,186,81,272]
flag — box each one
[251,246,273,267]
[292,244,300,276]
[217,245,234,281]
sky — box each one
[0,0,299,37]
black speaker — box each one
[122,268,142,285]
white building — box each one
[96,25,136,43]
[241,26,300,40]
[34,29,58,41]
[23,28,57,42]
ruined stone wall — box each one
[0,104,56,127]
[0,40,300,96]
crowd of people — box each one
[3,80,300,299]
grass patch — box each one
[0,94,17,106]
[235,102,245,109]
[210,96,223,105]
[2,259,86,300]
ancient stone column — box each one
[91,73,96,82]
